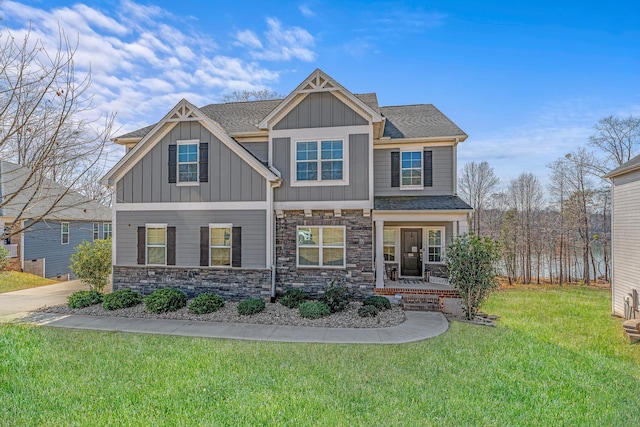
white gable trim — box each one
[103,99,279,186]
[258,69,382,129]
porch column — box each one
[375,220,385,288]
[453,221,458,237]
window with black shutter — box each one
[423,150,433,187]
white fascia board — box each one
[372,210,470,222]
[114,201,269,211]
[274,200,372,210]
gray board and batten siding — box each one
[239,142,268,164]
[116,121,267,204]
[115,210,267,269]
[273,92,368,130]
[23,219,94,279]
[272,134,370,202]
[374,146,454,196]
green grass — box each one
[0,271,58,293]
[1,286,639,426]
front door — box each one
[401,229,422,277]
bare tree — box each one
[589,115,640,169]
[0,26,114,237]
[219,89,283,103]
[458,161,499,236]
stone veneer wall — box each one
[113,266,271,301]
[425,264,447,278]
[275,210,375,299]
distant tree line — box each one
[459,115,640,285]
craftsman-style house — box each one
[102,69,471,300]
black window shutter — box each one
[423,150,433,187]
[232,227,242,267]
[167,227,176,265]
[199,142,208,182]
[137,227,146,265]
[391,151,400,187]
[200,227,209,267]
[168,144,177,183]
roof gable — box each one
[258,69,382,129]
[103,99,279,186]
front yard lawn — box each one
[1,286,639,426]
[0,271,57,294]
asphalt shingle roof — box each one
[380,104,467,139]
[374,195,472,211]
[0,161,111,221]
[605,153,640,178]
[114,93,469,142]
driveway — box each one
[0,279,86,321]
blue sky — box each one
[1,0,639,190]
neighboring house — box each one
[103,69,471,300]
[0,161,112,280]
[605,155,640,318]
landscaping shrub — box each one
[188,293,225,314]
[279,288,308,309]
[320,281,351,313]
[363,295,391,311]
[102,289,142,311]
[0,246,10,272]
[358,304,379,317]
[144,288,187,313]
[69,237,112,291]
[299,301,330,319]
[68,290,103,309]
[237,298,266,315]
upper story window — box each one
[294,139,345,185]
[178,142,198,183]
[61,222,69,244]
[401,151,422,187]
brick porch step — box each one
[401,295,440,312]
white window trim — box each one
[145,223,167,266]
[296,225,346,268]
[400,149,424,190]
[176,139,200,186]
[103,222,112,239]
[291,138,350,187]
[209,223,233,268]
[61,222,69,245]
[425,226,446,264]
[93,222,100,241]
[383,227,398,263]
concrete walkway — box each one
[0,279,86,321]
[0,280,450,344]
[18,311,449,344]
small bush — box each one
[299,301,330,319]
[68,290,103,309]
[320,281,351,313]
[189,293,225,314]
[144,288,187,313]
[0,246,10,272]
[237,298,266,315]
[102,289,142,310]
[69,237,112,291]
[279,288,308,309]
[358,304,379,317]
[363,295,391,311]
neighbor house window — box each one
[296,140,344,182]
[401,151,422,187]
[297,226,345,267]
[103,223,112,239]
[178,141,198,183]
[146,225,166,265]
[93,222,100,241]
[61,222,69,244]
[426,228,444,263]
[383,229,396,262]
[210,224,232,267]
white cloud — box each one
[298,4,315,17]
[236,30,263,49]
[241,18,315,62]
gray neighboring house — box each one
[0,161,112,280]
[605,155,640,318]
[103,69,471,300]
